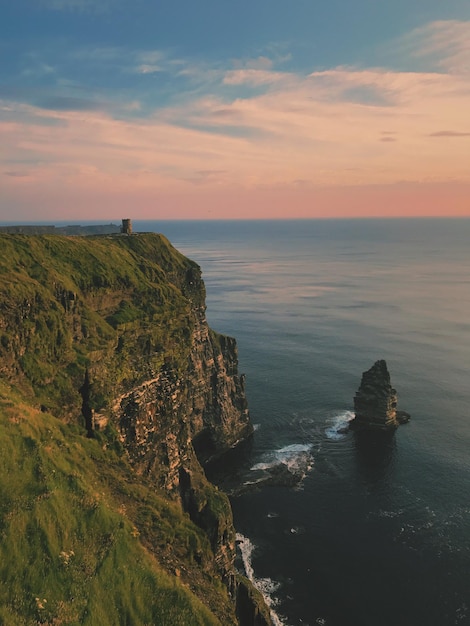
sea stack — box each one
[350,360,410,432]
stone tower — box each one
[121,218,132,235]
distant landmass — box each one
[0,223,121,235]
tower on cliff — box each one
[121,218,132,235]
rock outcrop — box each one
[350,360,410,432]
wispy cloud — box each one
[132,50,164,75]
[182,169,228,186]
[135,65,161,75]
[4,171,30,177]
[137,51,165,65]
[40,0,118,13]
[238,56,274,71]
[223,69,289,87]
[2,19,470,219]
[34,95,105,111]
[21,62,55,78]
[70,46,125,62]
[429,130,470,137]
[388,20,470,74]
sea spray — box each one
[248,443,315,489]
[236,533,287,626]
[251,443,313,472]
[324,410,355,440]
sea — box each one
[134,218,470,626]
[136,217,470,626]
[13,217,470,625]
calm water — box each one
[139,218,470,626]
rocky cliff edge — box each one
[0,232,270,625]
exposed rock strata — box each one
[110,263,253,580]
[351,359,410,432]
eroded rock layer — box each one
[351,359,410,431]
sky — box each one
[1,0,469,221]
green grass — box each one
[0,234,242,624]
[0,382,232,625]
[0,233,198,417]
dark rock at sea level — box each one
[350,360,410,432]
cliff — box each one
[0,233,271,626]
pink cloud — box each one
[223,68,288,86]
[2,20,470,220]
[3,60,469,193]
[429,130,470,137]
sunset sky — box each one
[1,0,469,221]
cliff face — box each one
[114,277,252,491]
[0,232,267,626]
[112,275,252,577]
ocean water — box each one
[137,218,470,626]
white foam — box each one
[237,533,255,581]
[375,508,404,519]
[236,533,287,626]
[324,410,355,440]
[242,477,267,487]
[251,443,313,472]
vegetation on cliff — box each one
[0,233,203,417]
[0,381,228,625]
[0,233,266,625]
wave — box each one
[251,443,313,471]
[324,410,355,440]
[248,443,314,488]
[236,533,287,626]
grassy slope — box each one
[0,381,232,625]
[0,234,239,625]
